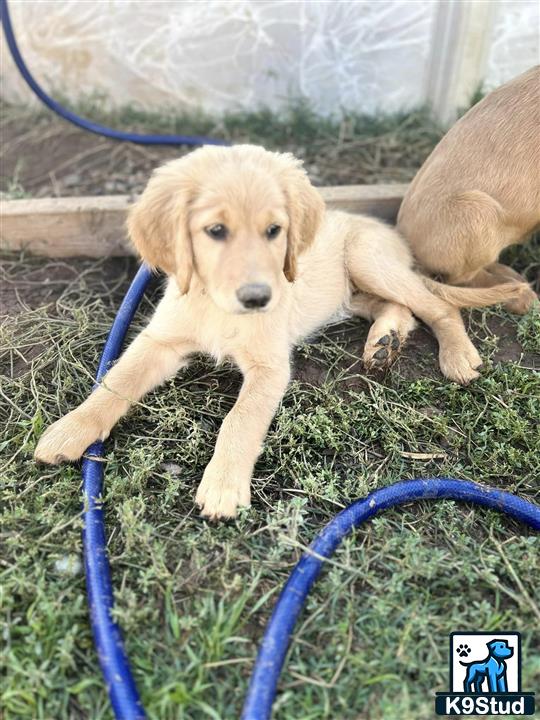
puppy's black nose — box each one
[236,283,272,309]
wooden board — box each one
[1,196,133,258]
[0,184,408,258]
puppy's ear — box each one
[279,155,325,282]
[127,160,194,294]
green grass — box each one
[63,90,444,147]
[1,247,538,720]
[66,95,447,187]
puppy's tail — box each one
[423,277,526,309]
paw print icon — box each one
[456,643,471,658]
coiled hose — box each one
[80,267,540,720]
[241,477,540,719]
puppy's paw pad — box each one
[364,331,402,370]
[457,644,471,658]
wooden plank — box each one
[320,184,408,219]
[0,184,408,258]
[0,196,133,258]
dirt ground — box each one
[0,100,444,197]
[1,109,175,198]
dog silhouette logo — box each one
[435,632,535,715]
[460,639,513,693]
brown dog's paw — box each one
[34,410,105,464]
[503,286,538,316]
[363,330,403,371]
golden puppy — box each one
[398,65,539,313]
[35,145,523,519]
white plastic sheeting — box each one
[1,0,434,114]
[0,0,537,116]
[485,0,540,90]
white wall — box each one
[0,0,538,117]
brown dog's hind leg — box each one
[350,292,417,371]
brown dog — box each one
[398,65,539,314]
[34,146,523,519]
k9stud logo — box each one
[435,632,535,715]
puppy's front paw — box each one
[195,460,251,520]
[439,342,482,385]
[34,410,106,464]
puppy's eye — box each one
[266,224,281,240]
[205,224,228,240]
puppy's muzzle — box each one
[236,283,272,310]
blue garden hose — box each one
[81,263,153,720]
[79,267,540,720]
[5,3,539,717]
[241,478,540,720]
[0,0,228,147]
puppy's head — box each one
[127,145,324,313]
